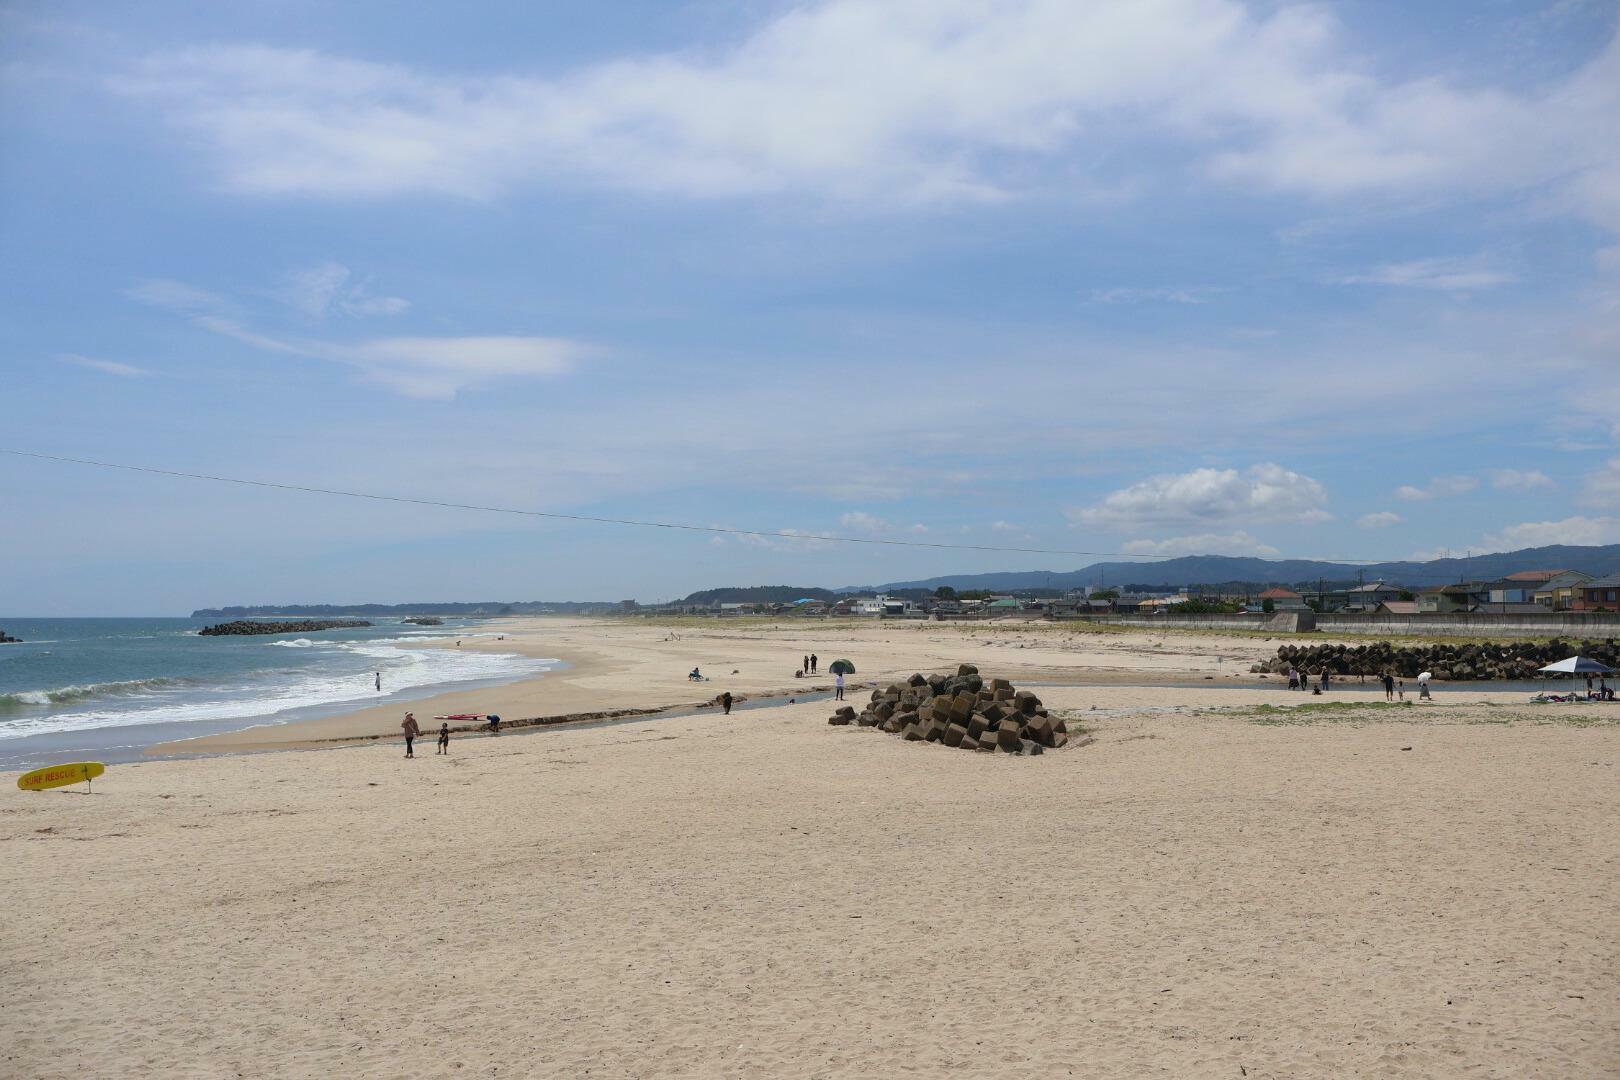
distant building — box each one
[1487,570,1569,605]
[1333,580,1405,611]
[1533,570,1593,610]
[1374,600,1420,615]
[1257,587,1307,612]
[1573,573,1620,611]
[1416,583,1490,613]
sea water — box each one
[0,617,556,769]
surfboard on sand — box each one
[18,762,105,792]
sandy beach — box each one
[161,616,1324,753]
[6,619,1618,1078]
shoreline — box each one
[148,616,1583,758]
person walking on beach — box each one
[1287,666,1299,691]
[810,653,818,674]
[1299,670,1310,693]
[437,723,450,754]
[803,655,810,675]
[721,691,733,715]
[1382,672,1395,700]
[375,671,382,692]
[401,712,420,758]
[834,671,845,701]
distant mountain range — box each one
[851,544,1620,593]
[194,544,1620,615]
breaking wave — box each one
[0,676,190,711]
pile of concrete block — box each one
[828,664,1070,754]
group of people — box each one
[399,712,450,758]
[802,653,818,675]
[1285,667,1428,701]
[1284,667,1332,693]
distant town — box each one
[641,567,1618,619]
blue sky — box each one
[3,0,1619,615]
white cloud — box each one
[1071,463,1330,530]
[281,261,408,319]
[838,511,891,533]
[1089,286,1222,305]
[731,527,836,551]
[1394,474,1478,500]
[990,521,1019,532]
[1340,256,1516,291]
[1357,511,1402,529]
[125,278,228,311]
[1481,515,1620,551]
[108,2,1620,230]
[1489,468,1554,491]
[1121,531,1280,557]
[128,275,584,398]
[332,336,581,397]
[57,353,149,377]
[1586,457,1620,504]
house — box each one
[1533,570,1594,610]
[1573,573,1620,611]
[1487,570,1569,605]
[1256,587,1308,612]
[1374,600,1420,615]
[1333,580,1405,611]
[1416,583,1490,613]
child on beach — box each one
[834,672,845,701]
[437,723,450,754]
[401,712,420,758]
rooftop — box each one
[1503,569,1569,582]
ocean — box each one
[0,617,556,769]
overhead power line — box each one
[1,448,1384,565]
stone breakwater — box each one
[402,617,444,626]
[198,619,374,637]
[1258,639,1620,680]
[830,664,1081,754]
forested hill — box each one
[677,586,842,605]
[863,544,1620,593]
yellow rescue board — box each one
[17,762,105,791]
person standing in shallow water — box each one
[721,691,733,715]
[401,712,420,758]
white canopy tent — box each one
[1535,654,1615,699]
[1538,655,1615,675]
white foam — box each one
[0,645,555,741]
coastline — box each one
[154,616,1572,756]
